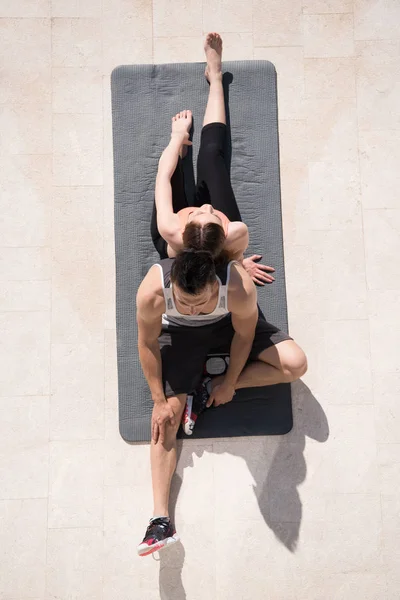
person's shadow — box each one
[157,380,329,597]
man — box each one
[136,248,307,556]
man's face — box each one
[173,284,215,315]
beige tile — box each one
[153,0,202,38]
[308,160,362,230]
[50,343,104,439]
[0,397,49,499]
[46,528,103,600]
[0,18,51,103]
[51,18,102,67]
[217,32,253,60]
[254,47,305,120]
[356,41,400,131]
[202,0,252,33]
[213,439,277,521]
[51,262,104,345]
[0,0,50,16]
[370,320,400,377]
[102,0,153,69]
[290,572,387,600]
[52,186,104,261]
[104,237,116,330]
[53,114,103,185]
[103,35,152,73]
[320,494,383,573]
[278,120,311,245]
[0,499,47,597]
[1,155,51,247]
[104,486,159,582]
[104,574,161,600]
[48,440,104,528]
[312,229,367,320]
[0,105,51,155]
[102,0,152,72]
[285,244,316,319]
[324,405,375,440]
[304,437,378,493]
[52,67,102,113]
[303,0,353,12]
[373,372,400,443]
[253,0,303,47]
[363,209,400,290]
[104,428,149,487]
[105,329,117,408]
[304,57,356,98]
[174,444,214,522]
[215,519,298,598]
[169,518,216,600]
[359,130,400,210]
[0,247,51,281]
[306,97,358,163]
[0,312,50,396]
[153,36,204,64]
[378,443,400,494]
[0,280,50,311]
[354,0,400,40]
[51,0,102,17]
[317,320,373,405]
[304,13,354,58]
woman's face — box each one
[187,204,223,227]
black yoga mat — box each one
[111,61,292,442]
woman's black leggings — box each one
[150,122,242,258]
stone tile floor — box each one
[0,0,399,598]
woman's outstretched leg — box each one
[203,33,225,126]
[195,33,241,221]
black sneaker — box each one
[181,377,212,436]
[137,517,179,557]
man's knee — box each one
[282,347,308,382]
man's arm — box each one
[136,268,166,404]
[224,264,258,387]
[208,264,258,407]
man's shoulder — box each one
[136,264,165,315]
[227,262,256,308]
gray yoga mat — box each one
[111,61,292,442]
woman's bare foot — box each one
[171,109,192,158]
[204,32,223,82]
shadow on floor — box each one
[157,380,328,598]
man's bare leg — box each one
[150,393,186,517]
[203,32,225,126]
[212,340,307,392]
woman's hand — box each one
[242,255,275,285]
[151,400,176,444]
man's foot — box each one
[181,377,212,436]
[137,517,179,557]
[204,32,223,82]
[171,109,192,159]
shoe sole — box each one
[137,533,180,557]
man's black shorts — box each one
[158,309,292,397]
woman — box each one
[150,32,275,286]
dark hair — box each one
[182,221,230,264]
[170,250,216,296]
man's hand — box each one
[207,381,236,408]
[152,400,176,444]
[242,255,275,285]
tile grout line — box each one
[100,0,106,597]
[352,1,387,593]
[45,3,54,597]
